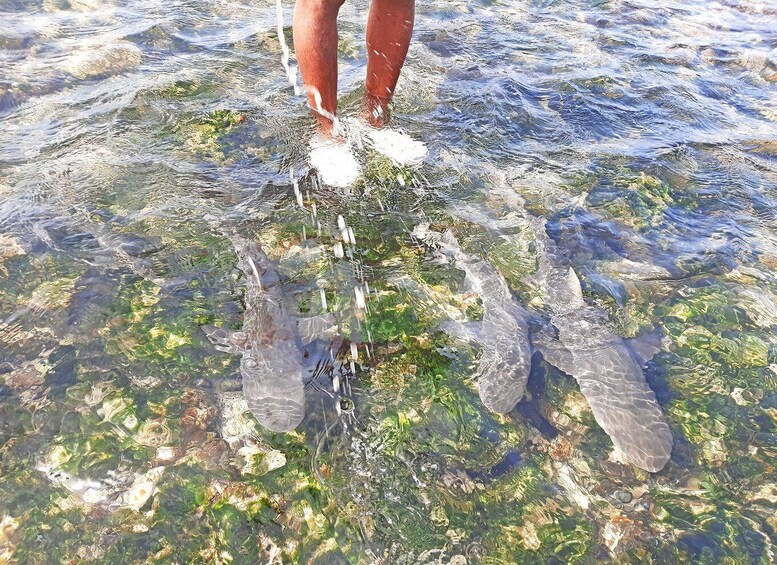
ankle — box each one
[315,114,336,137]
[363,92,391,128]
[316,113,348,139]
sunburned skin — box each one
[203,236,337,433]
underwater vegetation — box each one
[2,0,777,562]
[3,154,776,562]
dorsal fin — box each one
[566,267,584,301]
[439,320,483,342]
[531,326,576,377]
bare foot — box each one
[367,127,427,166]
[346,114,427,167]
[313,112,340,138]
[309,130,361,187]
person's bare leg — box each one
[364,0,415,127]
[294,0,361,186]
[293,0,345,134]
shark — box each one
[416,209,673,472]
[202,235,338,433]
[413,225,533,415]
[530,232,673,473]
[483,183,673,472]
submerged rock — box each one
[0,234,25,277]
[62,42,142,79]
[121,467,165,512]
[0,515,21,564]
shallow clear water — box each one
[1,0,777,562]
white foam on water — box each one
[367,127,428,166]
[275,0,300,95]
[354,285,366,309]
[319,287,328,310]
[309,136,361,187]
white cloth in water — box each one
[309,135,361,188]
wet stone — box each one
[45,346,78,388]
[117,235,164,258]
[614,490,632,504]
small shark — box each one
[531,236,673,473]
[413,225,532,414]
[202,236,337,433]
[416,214,673,472]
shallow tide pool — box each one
[1,0,777,562]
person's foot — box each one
[309,133,361,188]
[366,126,427,166]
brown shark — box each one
[413,225,533,415]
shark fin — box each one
[295,313,338,345]
[566,267,584,301]
[202,325,246,354]
[626,329,663,367]
[532,326,576,376]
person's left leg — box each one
[364,0,415,127]
[360,0,426,165]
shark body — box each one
[418,227,533,414]
[531,236,673,472]
[203,236,336,433]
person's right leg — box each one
[364,0,415,127]
[293,0,345,134]
[294,0,361,186]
